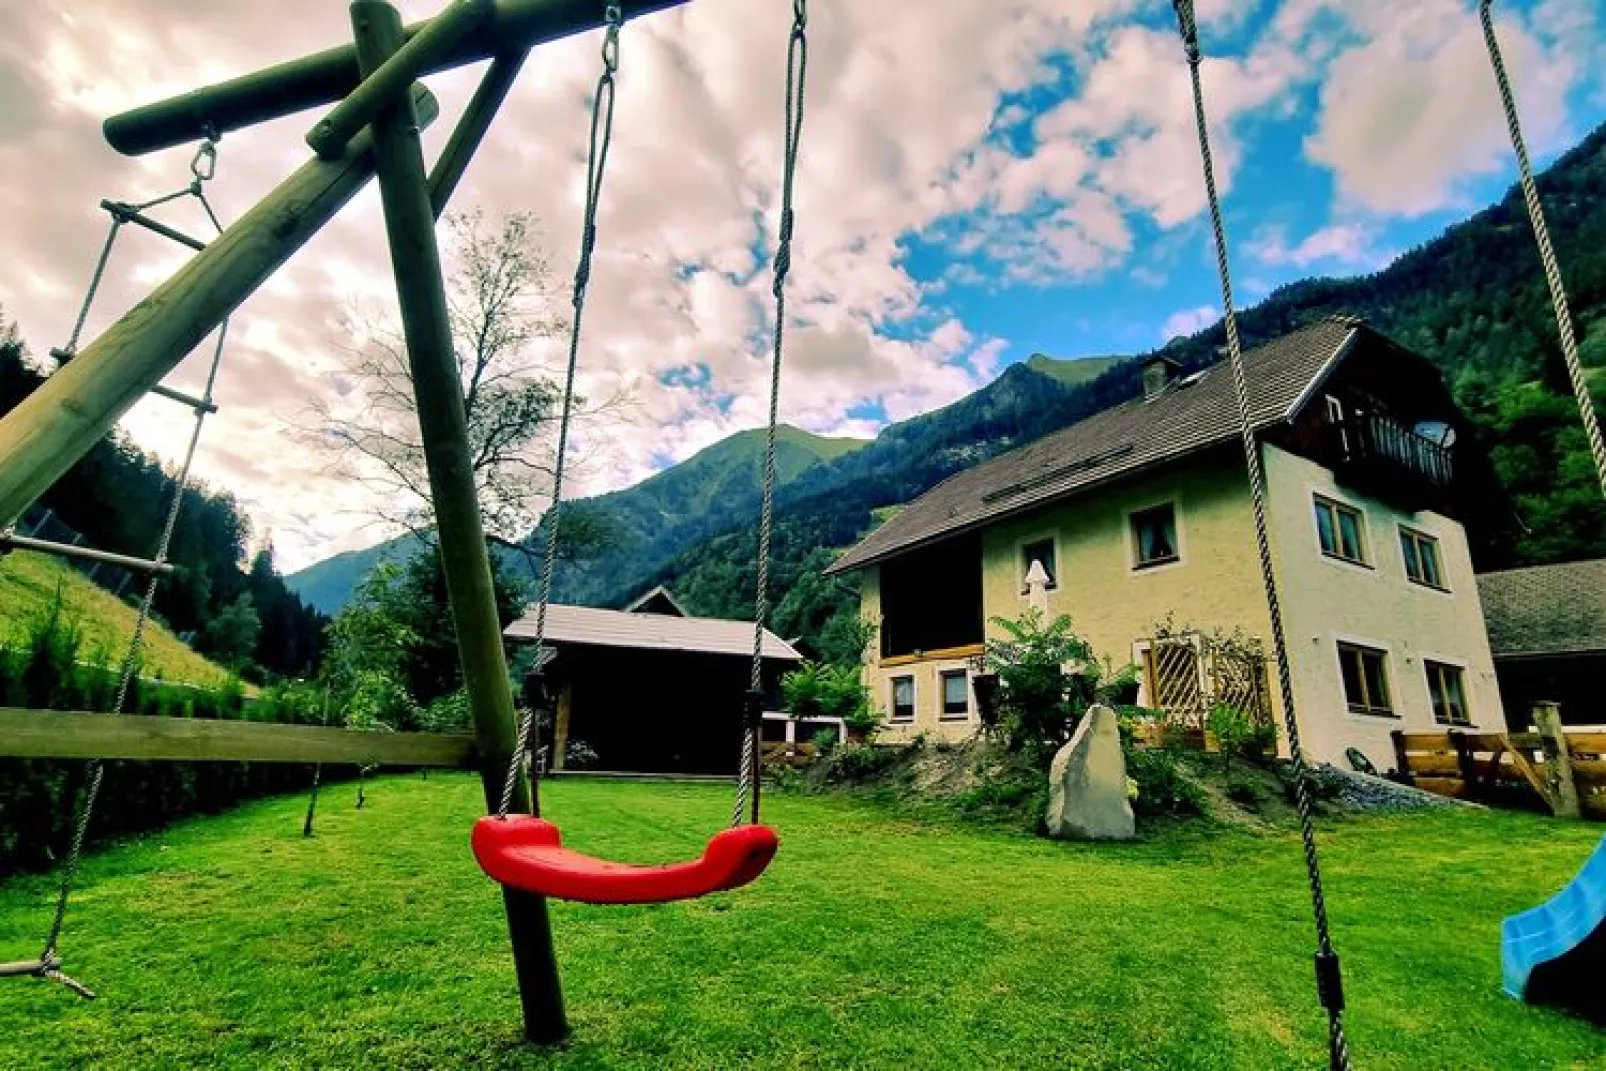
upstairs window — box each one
[890,676,915,724]
[1399,527,1446,590]
[1425,661,1470,726]
[940,670,970,720]
[1314,495,1368,565]
[1337,642,1393,716]
[1021,538,1058,593]
[1130,503,1179,569]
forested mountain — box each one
[0,334,327,680]
[287,424,870,613]
[291,120,1606,659]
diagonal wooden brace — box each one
[306,0,494,159]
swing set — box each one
[0,0,1600,1063]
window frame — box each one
[1399,526,1449,591]
[1335,640,1395,718]
[889,675,916,724]
[1129,501,1181,571]
[939,669,970,721]
[1313,494,1370,567]
[1018,534,1059,595]
[1424,659,1471,727]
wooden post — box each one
[351,1,565,1044]
[1451,731,1478,798]
[0,86,439,528]
[1390,729,1412,782]
[1533,701,1580,818]
[552,681,573,772]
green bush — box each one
[782,660,881,740]
[0,589,343,879]
[1277,762,1347,806]
[1206,702,1277,765]
[1125,748,1204,819]
[821,742,901,783]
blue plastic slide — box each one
[1501,834,1606,1024]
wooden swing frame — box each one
[0,0,692,1045]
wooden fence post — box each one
[1451,731,1478,798]
[1533,701,1580,819]
[1390,729,1411,781]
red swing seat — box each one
[471,815,778,905]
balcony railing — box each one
[1324,409,1455,511]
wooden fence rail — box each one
[1392,703,1605,819]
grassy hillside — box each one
[0,550,236,688]
[1025,353,1123,387]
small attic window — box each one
[1176,370,1207,388]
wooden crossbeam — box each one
[102,0,691,157]
[0,709,478,767]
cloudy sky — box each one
[1,0,1602,572]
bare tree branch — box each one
[298,208,632,545]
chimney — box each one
[1141,355,1182,400]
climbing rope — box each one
[733,0,809,829]
[1169,4,1351,1068]
[29,135,232,999]
[1478,0,1606,503]
[497,3,625,818]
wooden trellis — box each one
[1141,631,1272,734]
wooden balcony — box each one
[1323,409,1456,514]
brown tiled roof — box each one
[825,318,1362,574]
[1476,560,1606,658]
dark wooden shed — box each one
[503,588,802,774]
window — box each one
[1399,527,1446,590]
[1130,503,1179,569]
[1426,661,1470,726]
[1314,496,1368,565]
[940,670,969,720]
[1020,538,1057,593]
[890,676,915,723]
[1337,642,1393,716]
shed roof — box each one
[1476,559,1606,659]
[825,317,1362,575]
[504,603,802,661]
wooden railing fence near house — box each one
[1391,704,1605,819]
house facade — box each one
[826,318,1503,772]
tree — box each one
[307,208,624,542]
[200,592,262,671]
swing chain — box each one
[734,0,809,829]
[498,0,626,819]
[1171,4,1350,1068]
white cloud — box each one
[1304,0,1584,216]
[1160,304,1218,341]
[1245,222,1392,270]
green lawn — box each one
[1,776,1602,1069]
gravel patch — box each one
[1319,765,1474,812]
